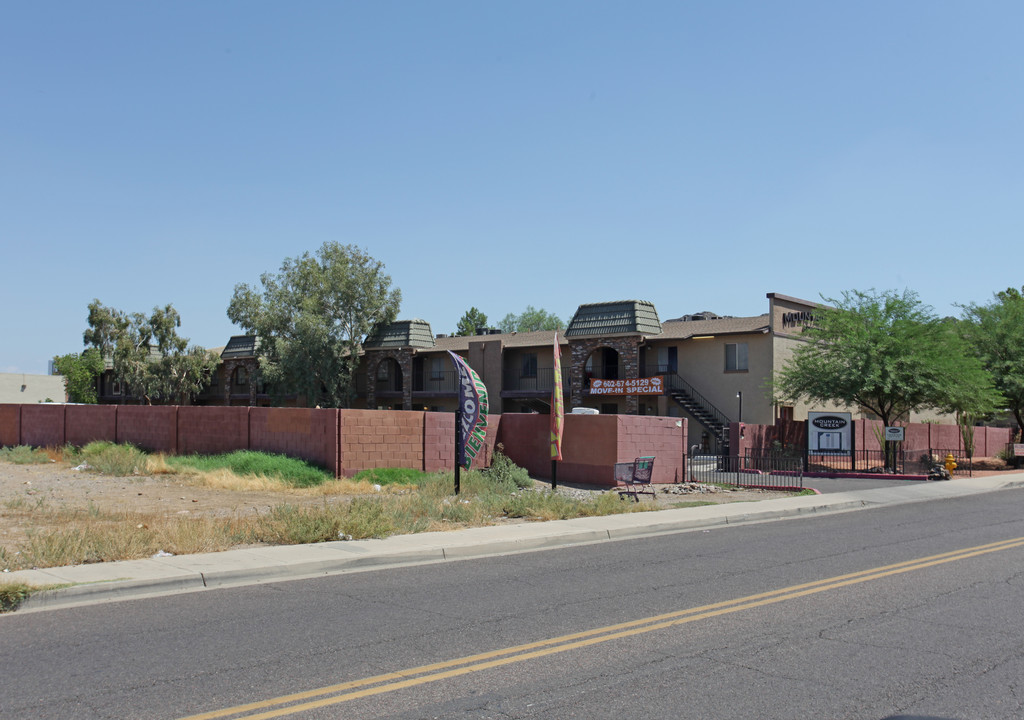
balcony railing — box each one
[412,369,459,394]
[503,367,570,393]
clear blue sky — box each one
[3,2,1022,374]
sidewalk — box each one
[7,474,1024,614]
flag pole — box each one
[550,331,563,491]
[454,402,462,495]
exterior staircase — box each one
[665,374,732,454]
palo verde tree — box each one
[959,286,1024,438]
[227,242,401,408]
[83,301,217,405]
[497,305,563,333]
[775,289,1001,464]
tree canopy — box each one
[497,306,563,333]
[83,301,216,405]
[959,286,1024,434]
[52,348,104,404]
[775,289,1001,428]
[227,242,401,408]
[455,307,488,336]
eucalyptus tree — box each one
[227,242,401,407]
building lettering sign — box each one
[589,377,664,395]
[807,411,852,455]
[782,310,815,329]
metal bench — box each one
[617,456,656,501]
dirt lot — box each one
[0,461,795,551]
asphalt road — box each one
[3,487,1023,719]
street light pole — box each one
[736,391,742,423]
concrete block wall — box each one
[2,404,690,485]
[116,406,178,452]
[424,412,456,473]
[20,404,66,448]
[178,407,250,456]
[65,405,117,447]
[250,408,340,477]
[496,414,546,479]
[0,405,21,447]
[616,415,686,484]
[339,409,425,476]
[498,413,685,487]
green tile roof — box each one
[364,319,436,349]
[565,300,662,337]
[220,335,258,359]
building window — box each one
[235,367,248,386]
[376,362,389,381]
[521,353,537,378]
[430,357,444,381]
[725,343,748,372]
[779,405,794,422]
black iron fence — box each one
[801,448,973,476]
[688,454,804,489]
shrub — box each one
[485,446,533,489]
[79,441,148,476]
[0,446,51,464]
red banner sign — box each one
[589,377,664,395]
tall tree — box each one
[52,349,105,404]
[227,242,401,408]
[497,306,563,333]
[959,286,1024,435]
[455,307,488,336]
[84,301,216,405]
[775,289,1001,429]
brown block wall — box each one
[20,404,66,447]
[65,405,118,447]
[340,409,425,476]
[496,413,678,487]
[497,414,550,479]
[423,412,500,472]
[117,406,178,452]
[616,415,685,484]
[250,408,339,476]
[424,411,456,473]
[178,406,250,456]
[0,405,20,447]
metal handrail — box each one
[502,366,570,392]
[660,372,732,433]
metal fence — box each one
[801,448,973,476]
[688,454,804,489]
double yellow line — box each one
[180,536,1024,720]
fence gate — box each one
[688,453,804,489]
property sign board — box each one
[884,426,905,442]
[807,411,852,455]
[589,377,664,395]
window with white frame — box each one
[725,343,748,372]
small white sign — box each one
[884,426,905,442]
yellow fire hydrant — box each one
[944,453,957,473]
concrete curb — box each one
[7,474,1024,614]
